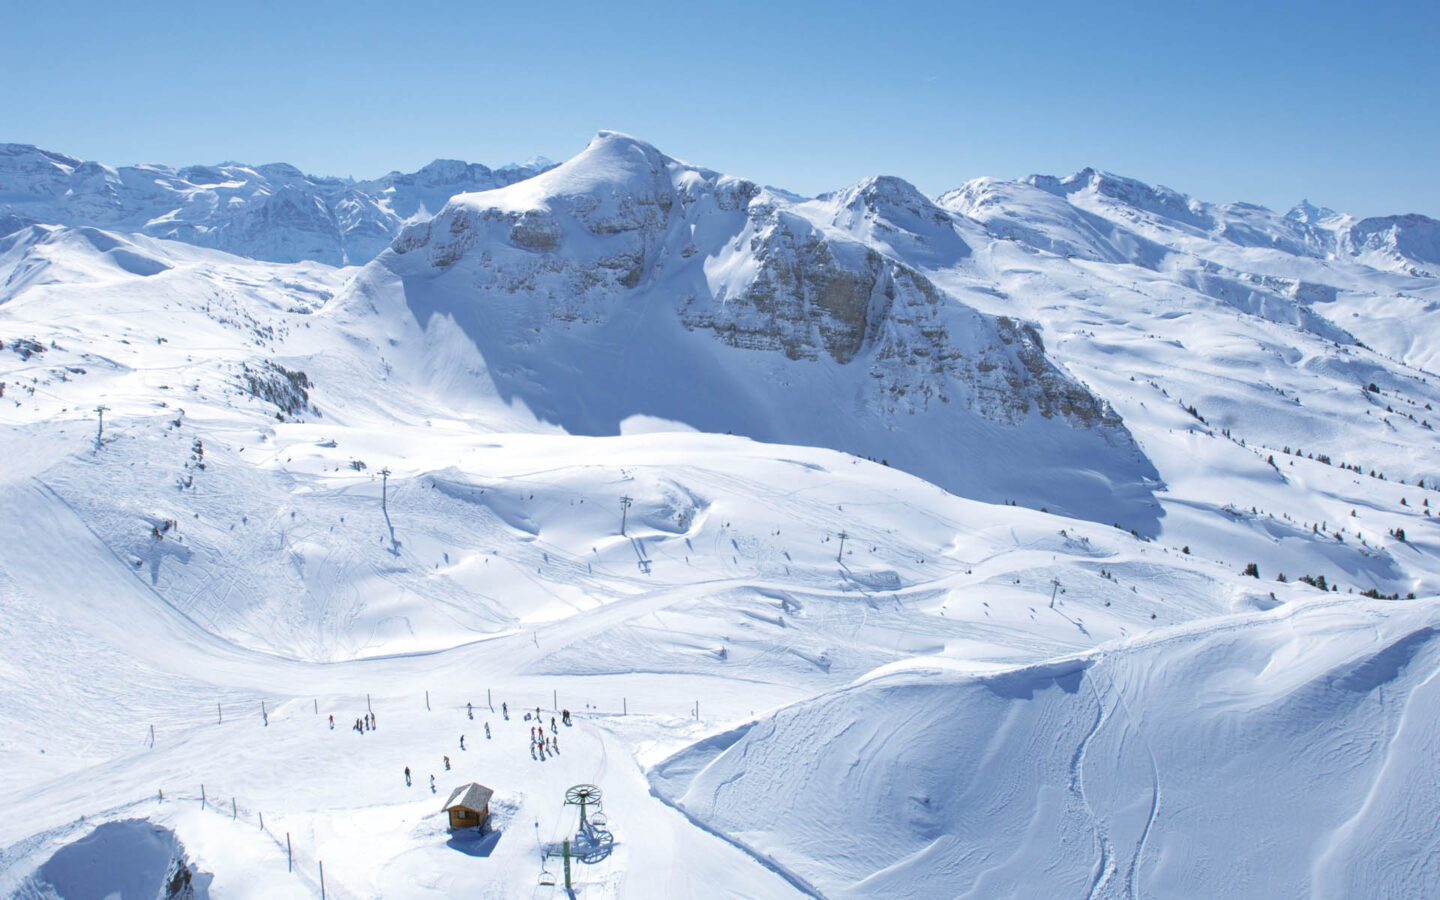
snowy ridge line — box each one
[0,142,557,266]
[847,588,1433,692]
[645,762,827,900]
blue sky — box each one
[3,0,1436,217]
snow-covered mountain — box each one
[3,132,1440,898]
[944,166,1440,276]
[0,142,554,266]
[359,132,1159,528]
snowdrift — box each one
[14,819,210,900]
[652,596,1440,899]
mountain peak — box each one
[413,158,494,183]
[818,174,970,265]
[437,131,722,218]
[1025,167,1211,229]
[1287,199,1339,224]
[588,129,654,150]
[575,130,684,175]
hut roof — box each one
[443,782,494,813]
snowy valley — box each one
[1,132,1438,898]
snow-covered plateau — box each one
[1,132,1438,898]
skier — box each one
[551,716,557,732]
[502,702,508,719]
[430,774,436,793]
[404,766,411,787]
[328,715,334,730]
[467,702,473,720]
[562,709,570,726]
[530,726,536,741]
[459,734,466,750]
[444,755,451,770]
[484,722,491,739]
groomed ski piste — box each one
[2,133,1439,897]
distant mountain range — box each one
[5,139,1439,277]
[0,142,555,266]
[944,166,1440,277]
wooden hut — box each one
[442,782,494,831]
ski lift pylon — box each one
[564,783,603,829]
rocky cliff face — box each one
[386,133,1127,432]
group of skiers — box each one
[528,715,560,759]
[395,699,577,788]
[536,726,559,758]
[347,712,376,734]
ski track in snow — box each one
[1076,674,1115,900]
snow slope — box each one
[3,132,1440,898]
[652,595,1440,898]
